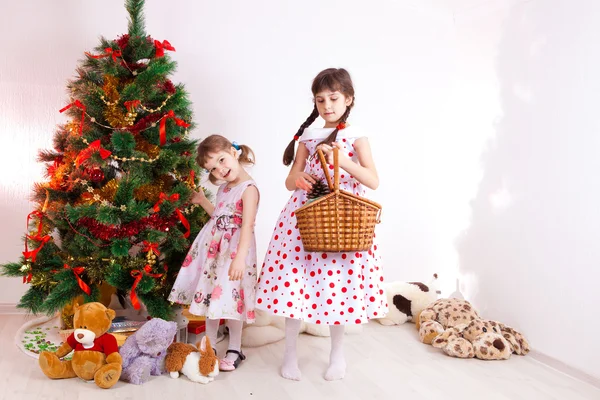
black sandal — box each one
[219,349,246,371]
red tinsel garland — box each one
[161,80,176,94]
[77,213,179,241]
[129,113,163,134]
[116,34,130,50]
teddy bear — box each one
[416,298,530,360]
[38,302,122,389]
[119,318,178,385]
[376,273,440,326]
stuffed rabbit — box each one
[164,336,219,384]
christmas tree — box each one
[1,0,209,320]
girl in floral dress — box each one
[169,135,259,371]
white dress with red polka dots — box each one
[255,126,387,325]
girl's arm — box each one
[285,143,317,191]
[318,137,379,190]
[191,189,215,216]
[228,185,259,280]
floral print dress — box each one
[168,180,258,323]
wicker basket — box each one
[295,147,382,252]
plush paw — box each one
[419,320,444,344]
[94,364,121,389]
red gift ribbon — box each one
[176,209,190,238]
[75,140,112,167]
[22,211,51,263]
[152,192,180,212]
[151,192,189,238]
[130,265,164,310]
[142,241,160,256]
[59,100,86,135]
[22,235,50,263]
[86,47,122,62]
[63,264,92,295]
[159,110,190,146]
[154,40,175,57]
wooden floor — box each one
[1,314,598,400]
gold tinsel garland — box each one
[76,179,119,206]
[135,140,160,159]
[133,175,174,204]
[102,76,131,128]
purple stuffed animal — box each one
[119,318,178,384]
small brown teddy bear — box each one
[416,298,529,360]
[38,302,122,388]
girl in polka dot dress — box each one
[168,135,259,372]
[255,68,387,381]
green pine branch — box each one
[126,0,146,38]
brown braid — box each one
[283,106,319,166]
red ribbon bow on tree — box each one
[142,241,160,256]
[63,264,92,295]
[130,265,164,310]
[22,211,52,264]
[124,99,141,111]
[152,192,180,212]
[154,40,176,57]
[59,100,86,135]
[75,140,112,167]
[151,193,191,238]
[159,110,190,146]
[86,47,122,62]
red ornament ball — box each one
[90,168,104,183]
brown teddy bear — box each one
[416,298,530,360]
[38,302,122,389]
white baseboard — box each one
[0,303,26,315]
[530,350,600,390]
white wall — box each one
[1,0,598,380]
[455,0,600,381]
[0,0,464,303]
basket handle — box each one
[316,147,340,192]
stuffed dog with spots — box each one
[417,298,529,360]
[376,273,440,325]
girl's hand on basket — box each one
[292,171,316,191]
[317,142,347,166]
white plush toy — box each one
[241,309,362,347]
[376,273,441,326]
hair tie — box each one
[232,141,241,150]
[293,135,300,141]
[336,122,346,130]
